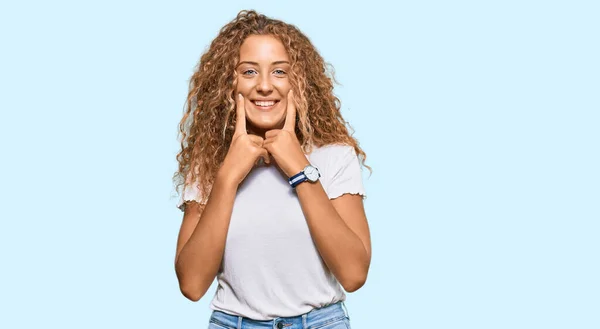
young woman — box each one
[174,10,371,329]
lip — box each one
[250,99,280,111]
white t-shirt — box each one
[177,143,366,320]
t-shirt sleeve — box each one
[325,145,366,200]
[176,175,207,212]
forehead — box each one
[239,34,289,62]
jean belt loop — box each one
[343,301,351,318]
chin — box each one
[247,114,285,131]
[246,100,286,131]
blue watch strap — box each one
[289,171,307,188]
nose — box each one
[256,74,273,93]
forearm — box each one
[175,173,237,300]
[295,181,369,292]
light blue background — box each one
[1,0,598,328]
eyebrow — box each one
[237,60,290,67]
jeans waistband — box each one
[209,301,349,329]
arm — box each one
[174,173,238,301]
[262,90,371,292]
[295,182,372,292]
[174,93,270,301]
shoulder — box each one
[308,143,356,160]
[307,143,360,175]
[308,143,366,200]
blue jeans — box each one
[208,301,352,329]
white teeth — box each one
[254,101,276,107]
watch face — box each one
[304,165,320,182]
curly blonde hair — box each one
[174,9,370,205]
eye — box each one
[242,69,257,76]
[273,69,286,76]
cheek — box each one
[235,79,251,94]
[275,79,291,92]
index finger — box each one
[283,89,297,132]
[234,93,247,136]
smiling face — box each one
[235,34,292,134]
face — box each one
[235,34,292,133]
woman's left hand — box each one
[263,90,310,178]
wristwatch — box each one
[288,164,321,188]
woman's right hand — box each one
[217,93,270,187]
